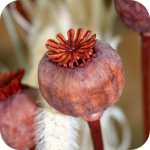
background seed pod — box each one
[115,0,150,32]
[0,87,39,150]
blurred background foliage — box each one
[0,0,143,148]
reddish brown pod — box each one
[38,28,125,121]
[115,0,150,32]
[0,69,38,150]
[115,0,150,140]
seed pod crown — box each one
[0,69,24,101]
[46,28,96,68]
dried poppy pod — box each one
[115,0,150,140]
[38,28,125,121]
[115,0,150,32]
[0,69,38,150]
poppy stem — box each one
[141,33,150,140]
[29,145,36,150]
[88,120,104,150]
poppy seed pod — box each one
[0,69,38,150]
[38,28,125,121]
[115,0,150,32]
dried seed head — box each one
[38,28,125,121]
[115,0,150,32]
[0,70,39,150]
[46,28,96,68]
[0,88,38,150]
[0,69,24,101]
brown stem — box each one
[29,145,36,150]
[9,1,32,23]
[88,120,104,150]
[141,33,150,140]
[29,148,35,150]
